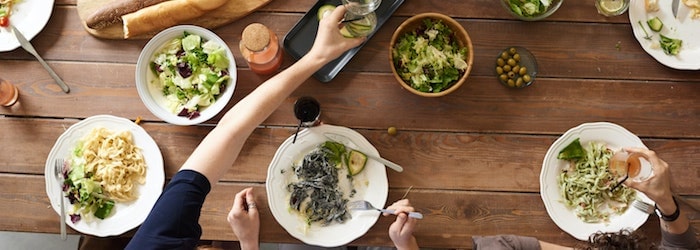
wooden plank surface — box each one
[1,0,699,249]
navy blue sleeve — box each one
[126,170,211,250]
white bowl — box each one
[136,25,237,125]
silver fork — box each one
[347,200,423,219]
[54,159,67,240]
[632,200,654,214]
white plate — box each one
[135,25,237,125]
[266,125,388,247]
[629,0,700,69]
[0,0,54,52]
[44,115,165,237]
[540,122,653,240]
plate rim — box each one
[0,0,55,52]
[540,121,653,240]
[44,114,165,237]
[629,0,700,70]
[265,124,389,247]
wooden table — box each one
[1,0,698,248]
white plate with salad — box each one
[44,115,164,237]
[540,122,653,240]
[0,0,54,52]
[266,124,388,247]
[136,25,236,125]
[629,0,700,69]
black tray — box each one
[283,0,405,82]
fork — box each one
[632,200,654,215]
[347,200,423,219]
[54,159,67,240]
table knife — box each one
[10,25,70,93]
[324,133,404,172]
[672,0,680,18]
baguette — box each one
[645,0,659,12]
[85,0,167,30]
[122,0,228,38]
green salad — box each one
[150,32,230,119]
[392,18,469,93]
[64,144,115,223]
[505,0,555,18]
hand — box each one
[307,5,366,63]
[623,148,674,205]
[384,199,419,250]
[227,187,260,250]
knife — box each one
[323,133,404,172]
[672,0,680,18]
[10,25,70,93]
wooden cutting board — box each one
[76,0,272,39]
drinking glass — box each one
[595,0,630,17]
[609,151,653,182]
[342,0,381,37]
[0,79,19,107]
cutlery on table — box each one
[632,200,654,215]
[323,133,404,172]
[348,200,423,219]
[672,0,680,18]
[54,159,67,240]
[10,24,70,93]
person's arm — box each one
[179,6,365,184]
[623,148,697,248]
[384,199,420,250]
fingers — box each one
[324,5,347,25]
[244,188,259,216]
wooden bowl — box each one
[389,13,473,97]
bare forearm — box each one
[656,195,690,234]
[180,53,329,184]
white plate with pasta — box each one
[44,115,164,237]
[266,124,388,247]
[540,122,654,240]
[0,0,54,52]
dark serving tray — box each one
[283,0,405,82]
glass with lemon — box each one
[596,0,629,16]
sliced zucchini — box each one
[346,150,367,176]
[339,26,353,38]
[317,5,336,21]
[647,17,663,32]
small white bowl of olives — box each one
[495,46,537,88]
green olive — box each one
[503,65,511,72]
[388,126,398,136]
[516,77,524,87]
[507,58,516,67]
[499,74,508,82]
[519,66,527,75]
[497,58,505,66]
[523,74,532,83]
[513,53,521,62]
[507,71,515,79]
[496,66,504,75]
[508,47,517,55]
[512,65,520,74]
[501,51,509,60]
[507,79,515,87]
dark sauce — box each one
[294,96,321,125]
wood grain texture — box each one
[1,1,699,248]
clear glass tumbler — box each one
[0,79,19,107]
[342,0,381,37]
[595,0,630,17]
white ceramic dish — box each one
[540,122,653,240]
[266,124,388,247]
[135,25,237,125]
[44,115,164,237]
[629,0,700,69]
[0,0,54,52]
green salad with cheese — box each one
[391,18,469,93]
[150,33,230,119]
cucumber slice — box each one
[647,17,663,32]
[339,26,353,38]
[346,150,367,176]
[317,5,336,21]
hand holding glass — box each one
[609,150,653,182]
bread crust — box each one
[122,0,228,38]
[85,0,167,30]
